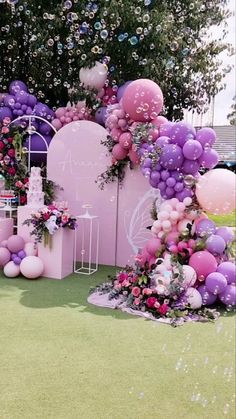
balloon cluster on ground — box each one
[0,235,44,279]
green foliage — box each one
[227,95,236,125]
[0,0,233,119]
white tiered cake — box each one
[27,167,45,208]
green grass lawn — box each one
[208,212,236,227]
[0,266,235,419]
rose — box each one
[8,167,16,176]
[142,288,153,295]
[0,141,5,150]
[146,297,157,308]
[43,213,50,221]
[20,196,27,205]
[8,149,15,157]
[134,298,140,306]
[158,304,169,316]
[15,181,23,188]
[3,117,11,125]
[131,275,138,283]
[62,214,69,223]
[118,272,129,283]
[122,279,131,287]
[1,127,9,134]
[132,286,141,297]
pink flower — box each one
[131,275,138,283]
[122,280,130,287]
[15,181,23,188]
[114,284,121,291]
[8,167,16,176]
[118,272,129,283]
[146,297,157,308]
[1,127,9,134]
[3,117,11,125]
[62,214,69,223]
[134,298,140,306]
[132,286,141,297]
[154,301,160,309]
[142,288,152,296]
[158,304,169,316]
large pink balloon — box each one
[4,261,21,278]
[122,79,163,122]
[189,251,217,279]
[20,256,44,279]
[7,235,25,253]
[196,169,236,215]
[0,247,11,267]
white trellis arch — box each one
[10,115,57,171]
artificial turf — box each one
[0,266,235,419]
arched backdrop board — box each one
[47,120,157,267]
[47,121,118,266]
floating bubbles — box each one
[47,38,54,47]
[64,0,72,9]
[129,36,139,45]
[170,41,179,52]
[100,30,108,40]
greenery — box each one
[227,95,236,125]
[0,0,233,119]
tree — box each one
[0,0,233,120]
[227,96,236,125]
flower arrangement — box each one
[90,258,218,326]
[23,202,77,246]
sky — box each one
[212,0,235,125]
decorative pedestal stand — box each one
[17,206,36,242]
[74,206,99,275]
[38,228,74,279]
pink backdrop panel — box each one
[116,169,160,267]
[47,121,118,266]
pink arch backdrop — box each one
[47,121,157,266]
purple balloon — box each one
[117,81,132,102]
[155,136,170,147]
[13,256,22,266]
[3,94,16,108]
[149,178,158,188]
[18,250,26,259]
[182,139,203,160]
[206,272,227,295]
[206,235,226,255]
[14,102,21,109]
[196,127,216,147]
[160,169,170,181]
[95,107,108,126]
[159,144,184,170]
[197,285,217,305]
[21,104,27,112]
[11,253,17,261]
[141,168,151,177]
[174,182,184,192]
[9,80,28,95]
[198,148,219,169]
[0,106,13,121]
[158,181,166,191]
[166,177,176,187]
[153,162,162,171]
[170,122,196,147]
[24,133,52,163]
[165,187,175,198]
[27,94,37,108]
[217,262,236,285]
[34,102,50,117]
[216,227,234,244]
[219,284,236,306]
[175,188,193,202]
[195,219,216,237]
[182,159,200,175]
[150,171,161,183]
[171,170,183,181]
[39,122,52,135]
[159,122,175,137]
[26,107,33,115]
[15,90,29,105]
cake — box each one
[27,166,45,208]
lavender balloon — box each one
[198,148,219,169]
[0,107,13,121]
[197,285,217,305]
[182,139,203,160]
[159,144,184,170]
[3,94,16,108]
[217,262,236,285]
[95,107,107,126]
[219,284,236,306]
[159,122,175,137]
[182,159,200,175]
[155,136,170,147]
[117,81,132,101]
[196,127,216,147]
[9,80,28,95]
[195,219,216,237]
[170,122,196,147]
[15,91,29,105]
[13,256,22,266]
[206,234,226,255]
[216,227,234,244]
[205,272,227,295]
[27,94,37,108]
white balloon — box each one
[184,287,202,309]
[4,261,20,278]
[182,265,197,288]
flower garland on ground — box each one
[23,203,77,247]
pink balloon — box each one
[152,116,168,128]
[0,240,8,248]
[196,169,236,215]
[189,251,217,279]
[112,144,128,160]
[0,247,11,266]
[129,149,140,165]
[20,256,44,279]
[7,235,25,253]
[146,238,162,256]
[65,117,72,124]
[24,242,38,256]
[119,132,132,149]
[52,118,62,130]
[111,127,122,141]
[3,261,20,278]
[55,107,66,118]
[122,79,163,122]
[165,232,179,245]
